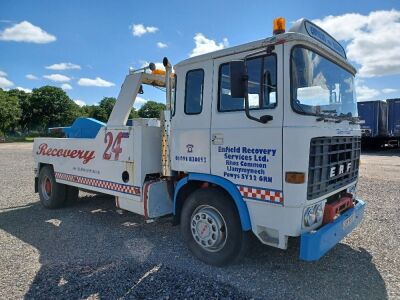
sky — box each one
[0,0,399,108]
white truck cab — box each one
[33,18,365,266]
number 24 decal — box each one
[103,132,129,160]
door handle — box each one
[212,133,224,145]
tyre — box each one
[38,166,66,209]
[180,188,250,266]
[65,186,79,206]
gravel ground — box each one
[0,143,399,299]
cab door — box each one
[170,60,213,174]
[210,45,284,203]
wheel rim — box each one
[41,176,52,200]
[190,205,228,252]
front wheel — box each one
[180,188,249,266]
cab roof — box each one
[175,19,356,75]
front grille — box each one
[307,136,361,200]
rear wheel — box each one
[38,166,66,209]
[181,188,249,266]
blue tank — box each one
[48,117,105,139]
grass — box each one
[1,136,35,143]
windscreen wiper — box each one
[317,110,342,123]
[316,115,342,123]
[337,113,360,124]
[294,100,308,114]
[349,117,361,124]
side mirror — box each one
[230,60,247,98]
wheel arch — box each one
[173,173,252,231]
[39,162,52,169]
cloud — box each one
[189,33,229,57]
[131,24,158,37]
[74,99,86,107]
[134,96,148,109]
[157,42,168,48]
[43,74,71,82]
[356,80,380,101]
[140,60,164,70]
[382,88,398,94]
[138,60,176,75]
[313,10,400,77]
[0,76,14,89]
[0,71,14,89]
[77,77,115,87]
[16,86,32,93]
[26,74,38,80]
[61,83,72,90]
[45,62,81,70]
[312,14,367,41]
[0,21,56,43]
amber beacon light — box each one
[273,17,286,35]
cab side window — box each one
[185,69,204,115]
[219,55,277,111]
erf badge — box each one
[186,144,194,153]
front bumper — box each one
[299,198,365,261]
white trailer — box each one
[33,18,365,266]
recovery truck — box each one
[33,18,365,266]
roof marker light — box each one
[273,17,286,35]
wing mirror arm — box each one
[244,91,273,124]
[229,60,273,124]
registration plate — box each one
[342,213,356,229]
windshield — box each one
[291,46,357,119]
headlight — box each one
[315,204,324,223]
[304,203,325,227]
[347,184,357,195]
[304,207,316,226]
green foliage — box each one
[81,97,139,122]
[8,89,32,131]
[129,107,139,119]
[91,97,117,122]
[0,86,150,137]
[0,89,21,135]
[138,101,166,118]
[28,86,81,130]
[80,105,97,118]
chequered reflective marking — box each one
[238,185,283,204]
[55,172,140,195]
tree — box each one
[7,89,32,132]
[91,97,116,122]
[80,105,97,118]
[84,97,139,123]
[130,108,139,119]
[138,101,166,118]
[0,89,21,135]
[28,86,81,130]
